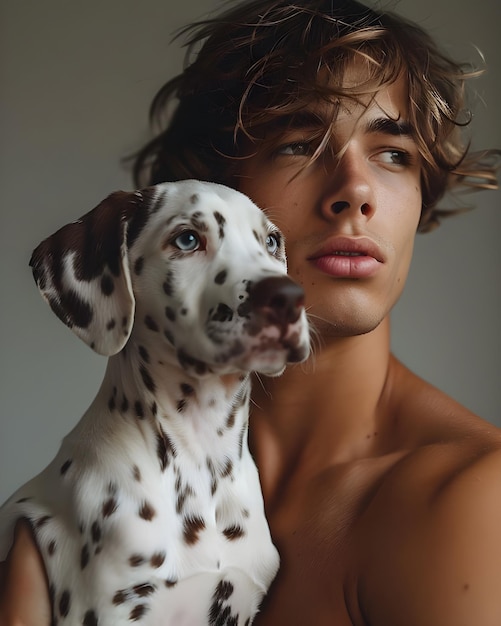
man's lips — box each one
[307,237,385,278]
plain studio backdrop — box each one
[0,0,499,503]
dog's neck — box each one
[92,339,251,467]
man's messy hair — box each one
[132,0,499,232]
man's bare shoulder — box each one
[358,360,501,626]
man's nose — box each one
[319,151,376,221]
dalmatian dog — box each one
[0,180,310,625]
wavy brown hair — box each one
[132,0,499,232]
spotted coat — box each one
[0,180,310,625]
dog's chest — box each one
[26,434,278,625]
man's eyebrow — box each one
[364,117,414,137]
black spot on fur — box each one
[113,590,127,605]
[81,544,90,569]
[138,345,149,362]
[48,540,57,555]
[190,193,200,205]
[108,396,116,411]
[213,211,226,239]
[222,524,245,540]
[59,590,71,617]
[129,554,146,567]
[163,272,174,297]
[165,306,176,321]
[48,290,93,329]
[106,318,116,330]
[134,583,156,597]
[144,315,159,332]
[132,465,141,481]
[209,580,237,625]
[151,401,158,416]
[138,502,156,521]
[156,427,175,471]
[215,580,234,601]
[129,604,148,621]
[150,551,166,568]
[102,497,118,518]
[60,459,73,475]
[181,382,195,396]
[177,399,187,412]
[214,270,227,285]
[164,329,175,345]
[139,365,156,392]
[165,579,178,588]
[134,256,144,275]
[191,212,209,232]
[135,400,145,419]
[226,408,237,429]
[82,609,98,626]
[109,582,154,605]
[91,521,101,544]
[175,483,195,514]
[207,458,218,495]
[183,515,206,545]
[221,459,233,479]
[100,274,114,296]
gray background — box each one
[1,0,499,503]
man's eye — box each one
[378,150,414,166]
[276,142,313,156]
[172,230,201,251]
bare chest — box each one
[254,454,407,626]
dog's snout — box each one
[248,276,305,325]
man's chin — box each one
[309,314,386,339]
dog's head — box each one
[31,180,310,376]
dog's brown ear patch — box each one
[29,190,150,356]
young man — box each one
[1,0,500,624]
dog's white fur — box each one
[0,180,310,625]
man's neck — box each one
[249,317,394,501]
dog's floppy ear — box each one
[30,189,153,356]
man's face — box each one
[235,76,422,337]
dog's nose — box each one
[248,276,305,325]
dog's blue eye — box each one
[266,233,280,255]
[173,231,200,251]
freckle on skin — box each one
[463,583,470,591]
